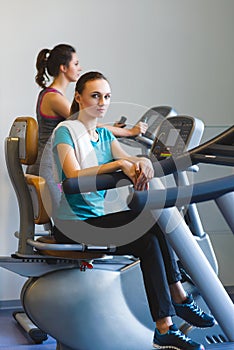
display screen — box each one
[143,113,164,139]
[165,128,180,147]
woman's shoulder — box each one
[97,126,116,141]
[54,124,70,137]
[38,87,70,119]
[44,87,63,95]
[54,120,86,140]
[38,87,62,99]
[53,125,74,147]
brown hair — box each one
[35,44,76,88]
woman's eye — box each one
[91,93,99,98]
[105,94,111,100]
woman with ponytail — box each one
[27,44,82,214]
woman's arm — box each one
[41,92,71,118]
[57,143,141,187]
[111,139,154,190]
[98,121,148,137]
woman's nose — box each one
[98,96,105,105]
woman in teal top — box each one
[53,125,115,220]
[52,71,213,350]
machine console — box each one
[150,116,204,160]
[119,106,177,150]
[137,105,177,142]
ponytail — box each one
[35,49,50,88]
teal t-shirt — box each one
[53,125,116,220]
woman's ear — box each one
[60,64,67,73]
[74,91,81,103]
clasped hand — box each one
[121,157,154,191]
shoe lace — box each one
[172,329,193,344]
[189,300,204,317]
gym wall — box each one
[0,0,233,301]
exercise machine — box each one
[1,116,234,349]
[120,111,218,274]
[128,123,234,348]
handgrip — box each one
[63,172,132,194]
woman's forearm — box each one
[66,159,123,178]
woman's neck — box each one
[49,75,69,95]
[78,113,98,141]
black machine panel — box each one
[139,107,165,141]
[150,116,196,160]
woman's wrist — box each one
[117,159,125,170]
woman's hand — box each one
[119,157,154,191]
[134,158,154,191]
[119,159,140,186]
[128,121,148,137]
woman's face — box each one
[63,52,82,82]
[76,78,111,118]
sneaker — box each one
[173,294,215,328]
[153,324,205,349]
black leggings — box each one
[53,211,181,321]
